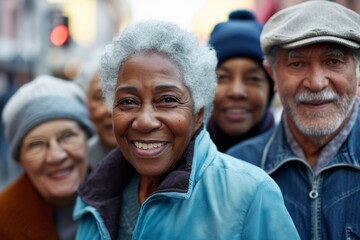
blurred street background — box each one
[1,0,359,83]
[0,0,257,82]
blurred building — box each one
[0,0,129,80]
[0,0,129,190]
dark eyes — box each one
[288,58,344,68]
[60,130,78,140]
[116,98,137,107]
[160,96,179,103]
[24,129,81,151]
[216,74,264,84]
[27,141,45,149]
[217,74,230,82]
[115,96,181,109]
[289,61,303,68]
[327,59,342,65]
[247,76,263,82]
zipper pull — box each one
[309,183,319,199]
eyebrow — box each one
[155,84,181,91]
[115,86,137,92]
[323,48,345,58]
[287,48,346,60]
[217,65,263,73]
[247,66,264,74]
[287,50,304,59]
[116,84,181,92]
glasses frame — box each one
[21,126,87,162]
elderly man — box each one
[227,1,360,240]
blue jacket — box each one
[227,112,360,240]
[74,128,299,240]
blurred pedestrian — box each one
[0,55,33,190]
[0,76,22,190]
[76,56,117,167]
[0,75,94,239]
[227,1,360,239]
[207,9,275,152]
[73,20,300,240]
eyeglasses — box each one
[21,127,86,162]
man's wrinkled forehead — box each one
[284,44,349,60]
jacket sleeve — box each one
[241,178,301,240]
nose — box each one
[131,104,161,133]
[45,139,68,163]
[303,65,329,92]
[226,77,248,99]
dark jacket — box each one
[227,111,360,239]
[207,109,275,152]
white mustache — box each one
[295,90,339,103]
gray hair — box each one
[354,49,360,80]
[263,46,279,69]
[99,20,218,121]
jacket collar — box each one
[262,110,360,174]
[78,125,205,239]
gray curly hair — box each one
[99,20,218,121]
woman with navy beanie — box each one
[207,9,275,152]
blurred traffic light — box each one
[50,13,70,47]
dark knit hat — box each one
[209,9,274,105]
[209,10,264,66]
[2,75,95,161]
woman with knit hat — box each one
[208,9,275,152]
[0,75,94,239]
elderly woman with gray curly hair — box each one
[74,20,300,240]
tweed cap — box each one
[261,0,360,55]
[2,75,94,161]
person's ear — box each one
[263,60,273,77]
[263,60,278,92]
[194,108,204,131]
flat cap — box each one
[261,0,360,55]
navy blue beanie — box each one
[209,10,264,66]
[209,10,274,105]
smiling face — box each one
[271,43,358,140]
[20,119,89,207]
[88,76,117,148]
[113,52,203,178]
[212,58,270,135]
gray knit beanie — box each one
[2,75,95,161]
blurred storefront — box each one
[0,0,129,80]
[0,0,129,190]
